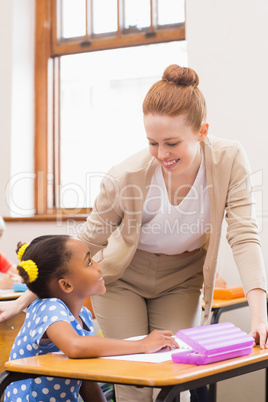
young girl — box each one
[4,235,178,402]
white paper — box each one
[101,335,192,363]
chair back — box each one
[83,296,95,318]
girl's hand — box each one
[141,330,179,354]
[249,323,268,349]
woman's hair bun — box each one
[162,64,199,87]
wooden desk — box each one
[0,291,25,372]
[1,347,268,402]
[0,290,24,301]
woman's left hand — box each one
[247,288,268,349]
[249,323,268,349]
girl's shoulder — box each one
[80,306,95,334]
[28,297,69,316]
[30,297,66,307]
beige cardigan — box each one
[78,136,267,322]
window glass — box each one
[62,0,86,38]
[93,0,117,34]
[124,0,150,30]
[60,41,187,208]
[158,0,185,26]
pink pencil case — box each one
[172,322,254,365]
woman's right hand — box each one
[142,330,179,354]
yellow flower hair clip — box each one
[19,260,39,283]
[17,243,29,261]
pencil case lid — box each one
[172,322,254,365]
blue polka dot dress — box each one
[4,298,94,402]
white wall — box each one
[186,1,268,400]
[186,0,268,281]
[0,1,13,215]
[1,1,268,400]
[0,0,35,217]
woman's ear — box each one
[198,122,209,141]
[58,278,74,293]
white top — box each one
[138,153,210,254]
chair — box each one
[83,296,95,318]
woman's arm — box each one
[247,288,268,348]
[46,321,178,358]
[0,289,37,322]
[224,145,268,346]
[77,173,123,256]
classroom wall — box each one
[186,0,268,287]
[1,1,268,400]
[186,1,268,400]
[0,0,13,215]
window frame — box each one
[34,0,185,216]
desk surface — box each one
[210,297,247,308]
[4,346,268,388]
[202,297,248,310]
[0,290,23,300]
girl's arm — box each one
[247,288,268,349]
[0,289,37,322]
[46,321,178,358]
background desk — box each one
[0,290,23,301]
[205,297,248,324]
[0,291,25,372]
[1,347,268,402]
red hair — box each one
[143,64,207,130]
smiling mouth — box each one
[98,276,103,282]
[162,159,180,167]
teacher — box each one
[77,64,267,402]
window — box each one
[35,0,186,215]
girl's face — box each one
[144,113,208,178]
[65,238,106,298]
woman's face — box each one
[144,113,208,178]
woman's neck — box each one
[162,149,202,206]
